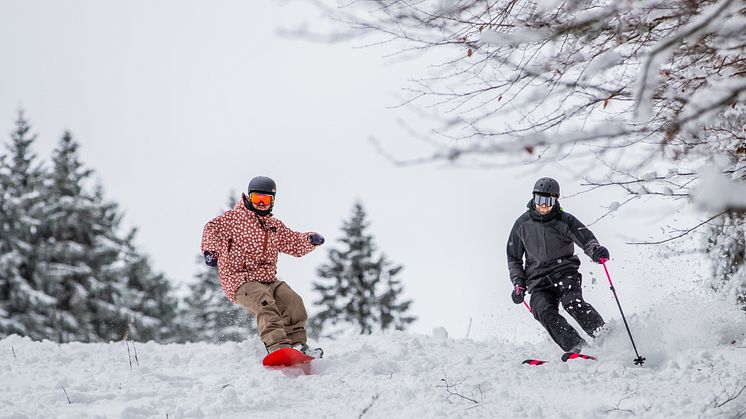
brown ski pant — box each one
[234,280,308,352]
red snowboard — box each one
[262,348,314,368]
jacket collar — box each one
[526,199,561,222]
[234,200,273,219]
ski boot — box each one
[292,343,324,359]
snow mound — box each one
[2,294,746,419]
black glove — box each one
[204,251,218,267]
[591,245,610,263]
[309,233,325,246]
[511,283,526,304]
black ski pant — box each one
[530,271,605,352]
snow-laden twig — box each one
[61,385,71,404]
[586,196,638,227]
[133,341,140,367]
[627,210,727,245]
[125,339,134,370]
[604,377,641,414]
[716,384,746,408]
[436,371,482,404]
[635,0,738,120]
[358,393,380,418]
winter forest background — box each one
[0,112,414,342]
[0,0,744,349]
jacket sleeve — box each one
[201,212,246,300]
[276,220,316,257]
[201,213,226,255]
[506,219,527,285]
[563,213,601,259]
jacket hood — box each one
[234,200,272,217]
[526,198,561,222]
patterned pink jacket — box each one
[200,201,317,303]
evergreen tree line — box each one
[0,112,253,343]
[0,112,416,343]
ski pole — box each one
[600,258,646,366]
[523,300,532,313]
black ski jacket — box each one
[507,200,601,292]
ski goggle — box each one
[249,192,274,206]
[533,193,557,207]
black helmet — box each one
[248,176,276,195]
[533,177,560,197]
[244,176,276,215]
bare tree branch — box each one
[627,210,727,245]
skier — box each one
[507,177,609,353]
[201,176,325,357]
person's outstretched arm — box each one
[276,220,319,257]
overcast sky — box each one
[0,1,710,341]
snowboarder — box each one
[201,176,325,357]
[507,177,609,353]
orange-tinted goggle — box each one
[249,192,274,206]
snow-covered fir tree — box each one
[0,111,54,339]
[115,246,179,342]
[44,133,179,342]
[0,114,180,342]
[311,201,415,337]
[35,131,100,342]
[177,194,257,343]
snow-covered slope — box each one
[2,292,745,419]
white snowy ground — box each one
[2,292,745,419]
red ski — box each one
[523,352,597,366]
[561,352,597,362]
[262,348,314,368]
